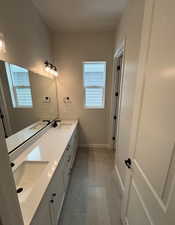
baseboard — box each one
[125,218,129,225]
[114,165,125,195]
[79,144,112,150]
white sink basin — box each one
[14,161,49,202]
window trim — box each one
[5,62,33,108]
[82,61,107,109]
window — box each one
[5,63,33,108]
[83,61,106,109]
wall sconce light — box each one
[0,33,6,53]
[45,61,58,76]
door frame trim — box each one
[110,39,126,150]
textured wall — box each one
[0,0,53,76]
[53,31,115,146]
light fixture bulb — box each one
[0,40,3,48]
[45,66,50,72]
[53,70,58,76]
[44,61,58,76]
[0,33,6,53]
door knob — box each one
[11,162,15,167]
[124,158,132,169]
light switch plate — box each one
[43,96,51,103]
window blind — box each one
[12,72,30,86]
[6,63,33,108]
[83,62,106,108]
[15,88,33,107]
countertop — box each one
[6,121,49,153]
[11,120,78,225]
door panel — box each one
[134,0,175,198]
[127,181,151,225]
[123,0,175,224]
[127,160,175,225]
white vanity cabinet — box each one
[30,161,64,225]
[62,129,78,190]
[30,187,52,225]
[49,159,65,225]
[71,128,79,167]
[30,125,78,225]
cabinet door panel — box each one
[31,194,52,225]
[52,193,65,223]
[49,162,65,224]
[63,163,71,190]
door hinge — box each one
[117,65,121,71]
[112,137,115,141]
[113,115,117,120]
[115,92,119,97]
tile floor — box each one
[58,148,122,225]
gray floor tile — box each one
[58,148,122,225]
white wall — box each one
[0,0,58,134]
[53,32,115,147]
[0,121,23,225]
[0,2,53,224]
[0,0,53,76]
[114,0,145,183]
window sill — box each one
[84,106,105,110]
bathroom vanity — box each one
[10,120,78,225]
[0,60,79,225]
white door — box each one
[122,0,175,224]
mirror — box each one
[0,61,58,153]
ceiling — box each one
[32,0,127,32]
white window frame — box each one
[5,62,33,108]
[83,61,107,109]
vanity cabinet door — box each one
[30,192,52,225]
[62,128,79,189]
[64,165,71,190]
[31,162,65,225]
[49,161,65,225]
[74,129,79,152]
[71,130,79,167]
[62,152,71,191]
[50,192,64,225]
